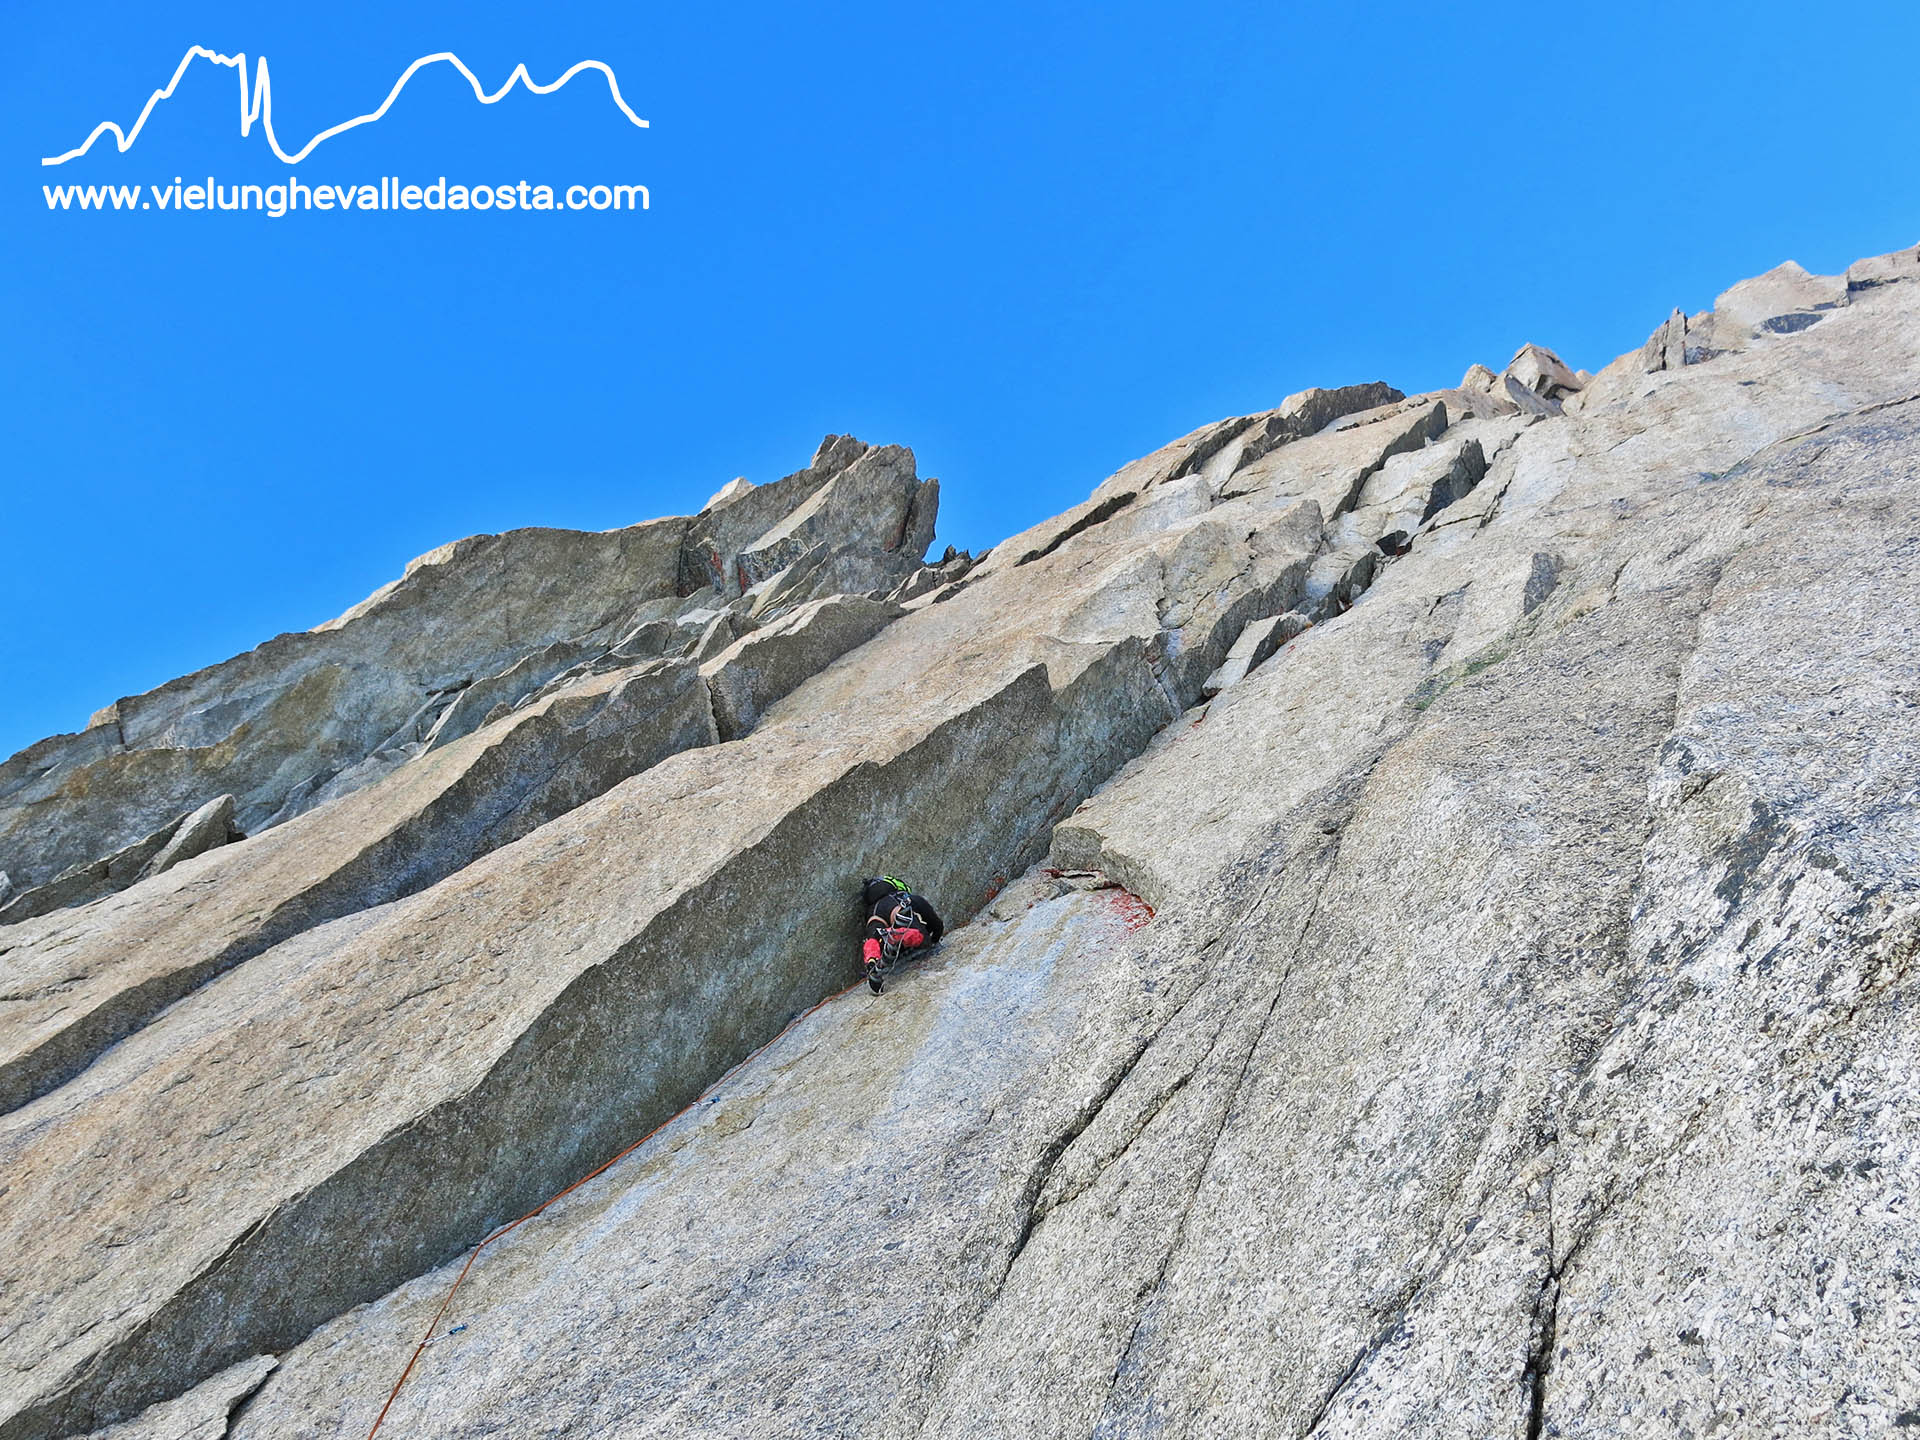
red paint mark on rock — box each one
[1107,889,1155,931]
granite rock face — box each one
[700,595,906,741]
[3,243,1919,1440]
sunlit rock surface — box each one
[2,243,1917,1440]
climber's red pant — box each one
[862,928,927,965]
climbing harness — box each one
[885,899,918,957]
[863,880,920,989]
[365,974,865,1437]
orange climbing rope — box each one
[366,975,866,1437]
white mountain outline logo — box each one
[42,47,648,167]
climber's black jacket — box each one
[861,877,944,943]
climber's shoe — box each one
[866,961,885,996]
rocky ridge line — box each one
[0,436,941,912]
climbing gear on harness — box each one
[865,922,932,996]
[870,925,905,987]
[859,877,940,997]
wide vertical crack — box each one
[993,1014,1177,1285]
[1100,981,1284,1375]
[1522,1161,1560,1440]
[910,817,1347,1440]
[1088,824,1350,1432]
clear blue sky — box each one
[4,1,1916,759]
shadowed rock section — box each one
[4,241,1919,1440]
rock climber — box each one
[859,875,943,994]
